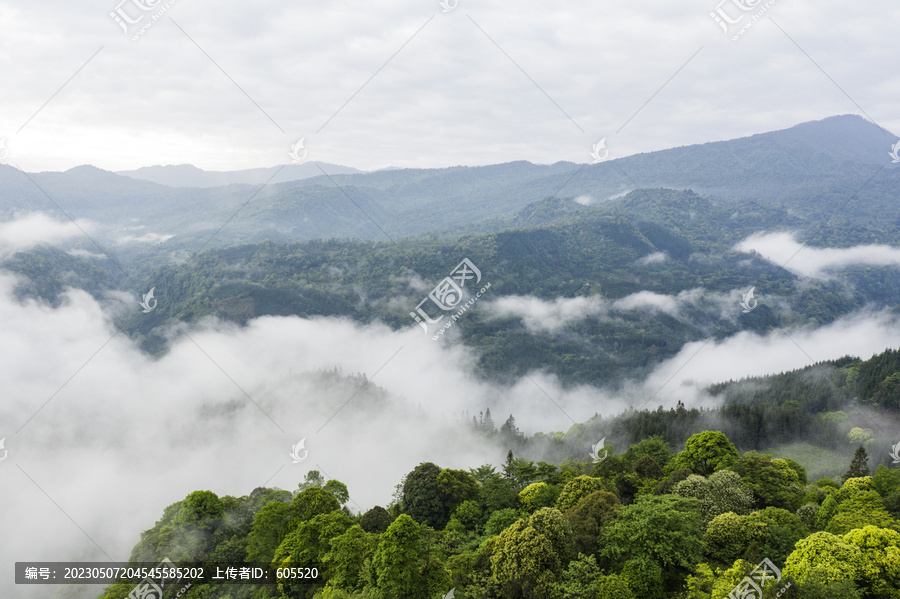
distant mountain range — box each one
[0,114,896,263]
[117,162,363,188]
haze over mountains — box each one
[2,113,899,387]
[1,114,897,261]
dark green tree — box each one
[600,495,703,594]
[844,445,871,481]
[360,505,393,534]
[401,462,448,529]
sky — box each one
[1,0,899,172]
[3,2,900,596]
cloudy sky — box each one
[1,0,898,172]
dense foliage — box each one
[97,421,900,599]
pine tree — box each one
[844,445,870,481]
[483,408,496,433]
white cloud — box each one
[638,251,667,265]
[0,213,92,258]
[116,232,175,244]
[612,290,679,315]
[1,271,899,598]
[484,294,607,332]
[640,310,900,404]
[736,231,900,278]
[574,194,594,206]
[0,1,897,171]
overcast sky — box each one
[1,0,898,172]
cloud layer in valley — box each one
[736,231,900,278]
[3,261,900,597]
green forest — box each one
[94,435,900,599]
[94,348,900,599]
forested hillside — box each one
[88,347,900,599]
[12,187,889,386]
[96,433,900,599]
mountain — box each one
[1,115,897,265]
[117,161,363,188]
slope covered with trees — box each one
[96,429,900,599]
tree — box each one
[622,435,671,470]
[401,462,448,529]
[292,486,341,521]
[173,490,224,530]
[671,431,738,476]
[321,524,377,593]
[485,508,520,537]
[672,470,753,528]
[506,458,540,490]
[518,482,558,514]
[595,574,635,599]
[323,480,350,506]
[437,468,479,513]
[563,491,620,557]
[359,505,392,534]
[632,454,663,480]
[599,495,704,593]
[274,510,353,598]
[785,525,900,596]
[479,473,518,514]
[298,470,326,492]
[453,499,482,531]
[784,531,861,584]
[745,506,809,565]
[500,415,523,443]
[703,512,766,567]
[372,514,427,599]
[491,507,574,598]
[247,500,298,564]
[555,476,607,512]
[826,475,900,534]
[842,525,900,596]
[729,451,804,511]
[555,553,602,599]
[844,446,871,481]
[370,514,451,599]
[816,494,838,530]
